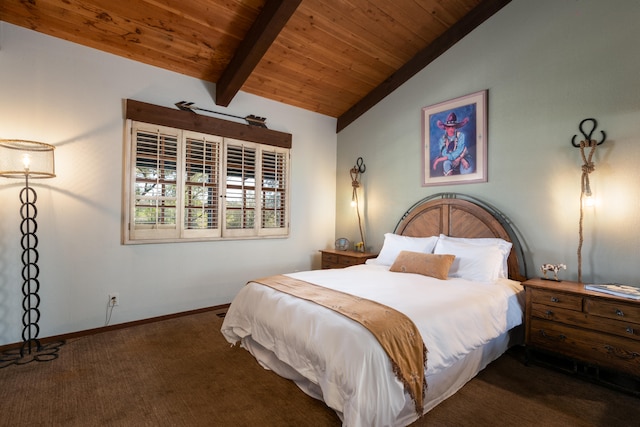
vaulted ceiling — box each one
[1,0,511,131]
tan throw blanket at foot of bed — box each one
[251,274,427,415]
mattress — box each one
[221,264,525,426]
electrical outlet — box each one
[108,293,119,307]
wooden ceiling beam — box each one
[215,0,302,107]
[336,0,513,133]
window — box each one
[124,121,289,243]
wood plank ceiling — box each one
[0,0,511,131]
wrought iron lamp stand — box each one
[0,139,64,368]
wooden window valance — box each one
[125,99,292,149]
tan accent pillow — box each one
[389,251,455,280]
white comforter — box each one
[221,264,524,427]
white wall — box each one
[337,0,640,285]
[0,22,337,345]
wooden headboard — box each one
[394,193,527,281]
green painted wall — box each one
[337,0,640,285]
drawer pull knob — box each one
[545,310,554,317]
[615,309,624,317]
[550,297,559,303]
[539,330,566,342]
[626,327,634,334]
[604,345,640,360]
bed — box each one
[221,193,528,426]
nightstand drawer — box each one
[532,303,640,341]
[323,253,339,264]
[530,289,583,311]
[529,318,640,377]
[586,298,640,325]
[319,249,377,270]
[339,256,360,266]
[530,303,587,326]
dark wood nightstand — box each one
[523,278,640,391]
[319,249,377,269]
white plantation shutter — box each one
[182,131,222,238]
[223,140,257,237]
[223,139,289,237]
[129,123,181,240]
[124,121,289,243]
[260,147,289,235]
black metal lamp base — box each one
[0,339,65,368]
[0,178,64,369]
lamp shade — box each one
[0,139,56,179]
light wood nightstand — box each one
[319,249,377,269]
[523,278,640,391]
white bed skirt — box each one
[241,325,523,427]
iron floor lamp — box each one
[0,139,63,367]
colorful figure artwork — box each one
[421,90,487,187]
[431,109,475,177]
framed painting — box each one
[421,90,487,186]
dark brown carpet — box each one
[0,311,637,426]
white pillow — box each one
[438,234,512,278]
[373,233,439,266]
[434,239,504,283]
